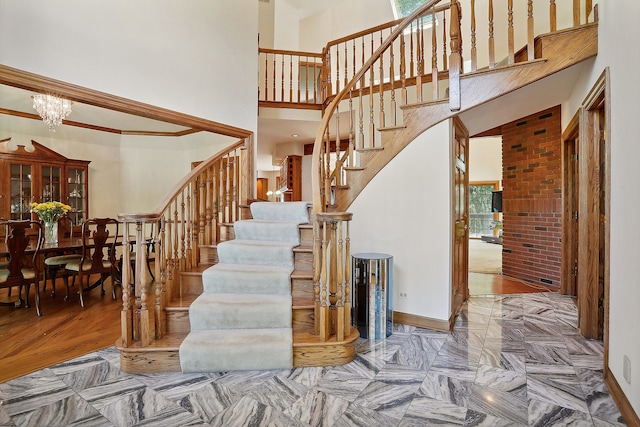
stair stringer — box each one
[332,23,598,212]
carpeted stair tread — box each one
[189,293,291,330]
[202,263,293,295]
[179,328,293,372]
[250,201,310,223]
[234,220,302,243]
[217,239,296,267]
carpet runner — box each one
[179,201,309,372]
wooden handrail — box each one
[118,137,250,348]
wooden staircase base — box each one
[116,328,359,373]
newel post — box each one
[449,0,462,111]
[314,212,353,342]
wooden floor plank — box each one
[0,277,121,383]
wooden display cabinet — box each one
[0,140,90,235]
[278,155,301,202]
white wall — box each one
[0,0,259,217]
[469,137,502,184]
[299,0,394,52]
[350,120,451,321]
[563,1,640,414]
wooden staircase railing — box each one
[311,0,597,212]
[309,0,597,346]
[258,48,324,109]
[117,138,252,349]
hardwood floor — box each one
[468,271,552,295]
[0,277,121,383]
[0,271,550,384]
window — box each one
[469,182,500,238]
[390,0,429,19]
[390,0,436,30]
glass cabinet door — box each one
[41,166,62,203]
[67,168,86,225]
[10,164,32,220]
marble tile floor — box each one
[0,292,626,426]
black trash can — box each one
[352,253,393,339]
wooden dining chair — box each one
[42,215,82,297]
[63,218,119,307]
[0,220,43,316]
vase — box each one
[44,221,59,244]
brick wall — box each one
[501,105,562,289]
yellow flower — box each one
[30,201,72,223]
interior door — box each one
[452,117,469,319]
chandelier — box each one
[32,94,72,132]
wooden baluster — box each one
[336,45,341,94]
[326,49,332,98]
[173,200,179,274]
[442,11,448,70]
[272,54,276,101]
[153,221,163,338]
[416,16,423,103]
[289,55,293,103]
[344,42,348,90]
[527,0,534,61]
[586,0,593,22]
[471,0,477,71]
[379,30,386,128]
[225,154,231,223]
[121,224,133,347]
[410,22,415,78]
[369,34,375,148]
[301,57,305,103]
[489,0,495,68]
[573,0,580,26]
[400,33,407,105]
[507,0,514,65]
[449,0,462,111]
[264,52,268,101]
[348,90,355,167]
[335,106,341,186]
[313,221,321,334]
[232,149,238,223]
[550,0,557,32]
[336,220,344,342]
[432,7,439,100]
[344,220,351,334]
[280,54,285,102]
[352,39,356,87]
[325,128,332,207]
[389,39,397,125]
[218,159,224,224]
[138,221,151,346]
[211,165,218,244]
[198,172,206,247]
[156,218,165,337]
[180,192,186,265]
[358,78,364,150]
[186,187,192,269]
[319,220,329,341]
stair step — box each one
[217,239,297,267]
[117,328,359,372]
[234,220,303,243]
[179,328,293,372]
[292,327,360,367]
[378,125,406,131]
[202,263,293,295]
[355,146,384,153]
[250,201,311,223]
[343,166,365,171]
[189,293,291,330]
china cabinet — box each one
[0,140,90,235]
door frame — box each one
[451,116,470,325]
[577,69,610,346]
[561,111,580,297]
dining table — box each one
[0,236,124,293]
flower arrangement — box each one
[30,201,71,223]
